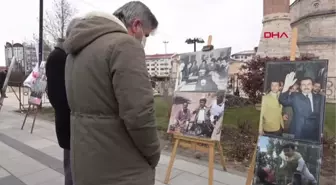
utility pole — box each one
[163,41,169,54]
[38,0,43,65]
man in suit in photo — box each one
[279,72,324,142]
[259,81,284,136]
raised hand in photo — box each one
[283,72,297,92]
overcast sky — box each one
[0,0,296,66]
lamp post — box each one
[38,0,43,65]
[185,38,204,52]
[163,41,169,54]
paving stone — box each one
[172,159,207,175]
[39,145,63,161]
[0,141,24,160]
[24,139,57,150]
[200,169,246,185]
[0,167,10,178]
[39,176,64,185]
[0,129,42,143]
[155,180,165,185]
[0,175,26,185]
[19,168,62,185]
[169,172,225,185]
[0,155,47,177]
[158,154,170,165]
[155,163,184,182]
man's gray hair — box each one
[66,18,81,37]
[113,1,158,30]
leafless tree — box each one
[44,0,76,42]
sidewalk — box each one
[0,94,247,185]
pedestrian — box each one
[45,18,80,185]
[0,69,8,98]
[63,2,161,185]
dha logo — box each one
[264,32,289,39]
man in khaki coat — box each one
[63,2,160,185]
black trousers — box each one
[64,149,73,185]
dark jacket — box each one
[279,91,324,142]
[46,44,71,149]
[63,12,160,185]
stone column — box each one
[256,0,300,58]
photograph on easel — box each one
[260,60,328,143]
[175,47,231,92]
[167,91,226,140]
[253,136,322,185]
[26,61,47,105]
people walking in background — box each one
[259,81,284,136]
[45,18,79,185]
[63,2,160,185]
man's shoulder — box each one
[46,48,67,65]
[313,93,323,100]
[104,32,143,51]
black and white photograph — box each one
[259,60,328,143]
[167,91,226,141]
[175,47,231,92]
[254,136,322,185]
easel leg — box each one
[245,147,257,185]
[10,86,25,111]
[164,138,180,184]
[31,106,38,134]
[216,142,227,171]
[208,143,215,185]
[21,104,31,130]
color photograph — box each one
[175,47,231,92]
[253,136,322,185]
[28,61,47,105]
[167,91,226,140]
[259,60,328,143]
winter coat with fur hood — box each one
[63,11,161,185]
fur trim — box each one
[83,11,127,31]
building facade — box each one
[231,49,257,62]
[290,0,336,100]
[146,54,175,78]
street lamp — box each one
[185,38,204,52]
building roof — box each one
[146,53,175,60]
[231,50,256,56]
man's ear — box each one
[130,19,141,33]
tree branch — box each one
[43,0,76,42]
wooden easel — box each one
[244,27,298,185]
[164,35,227,185]
[164,134,226,185]
[21,103,39,134]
